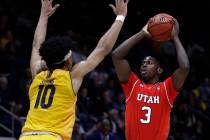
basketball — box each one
[148,13,174,42]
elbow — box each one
[182,63,190,74]
[103,39,115,53]
[97,35,116,55]
[98,43,112,57]
[103,44,112,55]
[105,43,113,53]
[98,39,113,55]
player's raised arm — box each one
[30,0,59,78]
[111,24,150,83]
[71,0,128,79]
[171,19,190,90]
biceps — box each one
[30,61,41,78]
[172,69,189,90]
[30,48,42,74]
[112,59,131,83]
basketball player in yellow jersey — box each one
[19,0,128,140]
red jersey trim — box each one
[164,82,173,108]
[125,79,139,103]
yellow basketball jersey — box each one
[22,69,77,139]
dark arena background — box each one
[0,0,210,140]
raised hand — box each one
[142,24,152,38]
[40,0,60,17]
[109,0,129,17]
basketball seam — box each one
[148,20,173,28]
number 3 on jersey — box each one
[34,85,56,109]
[140,106,152,124]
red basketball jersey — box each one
[121,72,178,140]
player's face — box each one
[140,56,159,81]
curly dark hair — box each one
[39,36,72,70]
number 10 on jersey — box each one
[34,85,56,109]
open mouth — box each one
[141,70,147,76]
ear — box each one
[64,58,72,70]
[157,67,163,74]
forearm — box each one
[112,30,146,59]
[174,36,190,71]
[96,19,124,54]
[33,14,48,49]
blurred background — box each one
[0,0,210,140]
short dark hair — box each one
[151,56,161,67]
[39,36,72,70]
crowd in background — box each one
[1,0,210,140]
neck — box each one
[143,76,159,84]
[63,64,71,71]
[47,70,53,78]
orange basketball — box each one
[148,13,174,42]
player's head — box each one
[140,56,163,82]
[39,36,73,71]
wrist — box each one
[140,29,146,35]
[115,15,125,23]
[139,30,148,38]
[40,13,49,19]
[173,36,179,41]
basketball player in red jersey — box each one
[112,19,190,140]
